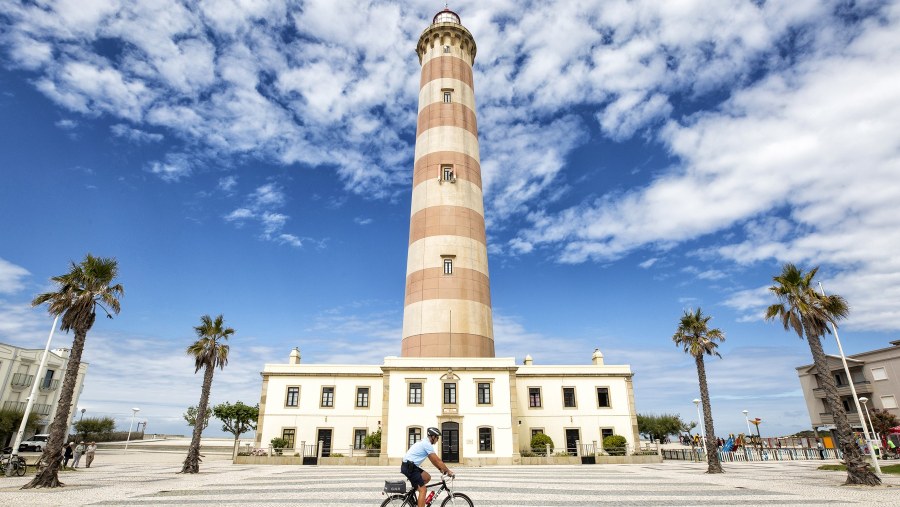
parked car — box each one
[18,434,49,452]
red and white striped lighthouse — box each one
[401,9,494,358]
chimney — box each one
[592,348,604,365]
[289,347,301,365]
[523,354,533,366]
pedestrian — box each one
[63,442,74,468]
[816,439,825,460]
[86,441,97,467]
[73,441,86,468]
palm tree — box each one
[673,308,725,474]
[24,254,123,489]
[765,263,879,485]
[181,314,233,473]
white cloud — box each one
[639,258,658,269]
[111,123,163,143]
[222,183,306,248]
[217,175,237,192]
[0,258,30,294]
[250,183,285,208]
[55,119,77,130]
[147,153,191,182]
[224,207,254,222]
[354,217,373,226]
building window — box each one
[320,386,334,407]
[442,166,454,181]
[842,398,853,412]
[601,428,614,441]
[883,395,899,409]
[356,387,369,408]
[409,382,423,405]
[596,387,611,408]
[478,427,493,452]
[444,382,457,404]
[529,387,542,408]
[281,428,296,449]
[286,386,299,407]
[872,367,888,381]
[443,258,453,275]
[531,428,544,438]
[834,373,846,386]
[354,429,367,449]
[444,45,450,53]
[563,387,577,408]
[408,427,422,448]
[477,382,491,405]
[443,91,452,103]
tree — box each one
[73,416,115,442]
[0,409,39,447]
[363,428,382,454]
[637,413,684,443]
[870,408,899,440]
[212,401,258,458]
[24,254,123,489]
[765,263,880,486]
[183,405,211,431]
[530,433,554,455]
[673,308,725,474]
[181,314,233,474]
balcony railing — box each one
[3,401,27,412]
[10,373,34,388]
[33,403,52,416]
[39,379,61,391]
[819,412,861,424]
[812,380,872,398]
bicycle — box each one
[381,473,473,507]
[0,447,27,477]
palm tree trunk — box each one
[807,333,880,485]
[22,326,89,489]
[181,364,215,473]
[695,354,724,474]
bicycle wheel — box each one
[380,494,409,507]
[440,492,474,506]
[14,458,27,476]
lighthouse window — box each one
[443,258,453,275]
[442,166,454,181]
[444,45,450,53]
[443,91,452,103]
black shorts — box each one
[401,461,425,488]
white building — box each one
[0,342,88,440]
[254,9,639,465]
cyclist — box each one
[401,427,455,507]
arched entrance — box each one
[441,421,459,463]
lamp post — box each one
[742,410,751,437]
[817,282,881,476]
[693,398,706,457]
[860,397,878,452]
[7,314,60,477]
[124,407,141,451]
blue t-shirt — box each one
[403,438,436,465]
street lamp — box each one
[124,407,141,451]
[742,410,751,437]
[693,398,706,456]
[80,408,86,421]
[818,282,881,476]
[860,397,878,452]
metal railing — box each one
[39,379,60,391]
[33,403,52,415]
[10,373,34,388]
[662,446,843,462]
[3,401,27,411]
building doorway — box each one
[565,428,580,456]
[441,422,459,463]
[317,428,333,457]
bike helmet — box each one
[427,427,441,438]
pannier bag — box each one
[384,481,406,494]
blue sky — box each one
[2,0,899,439]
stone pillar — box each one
[402,8,494,358]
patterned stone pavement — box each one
[1,453,898,506]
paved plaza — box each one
[1,449,899,506]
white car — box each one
[18,434,49,452]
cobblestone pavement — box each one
[1,453,898,506]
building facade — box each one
[0,342,88,440]
[254,9,639,465]
[797,340,900,430]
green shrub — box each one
[330,453,344,457]
[530,433,554,455]
[603,435,627,456]
[270,437,289,455]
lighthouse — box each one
[401,9,494,358]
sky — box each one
[1,0,899,440]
